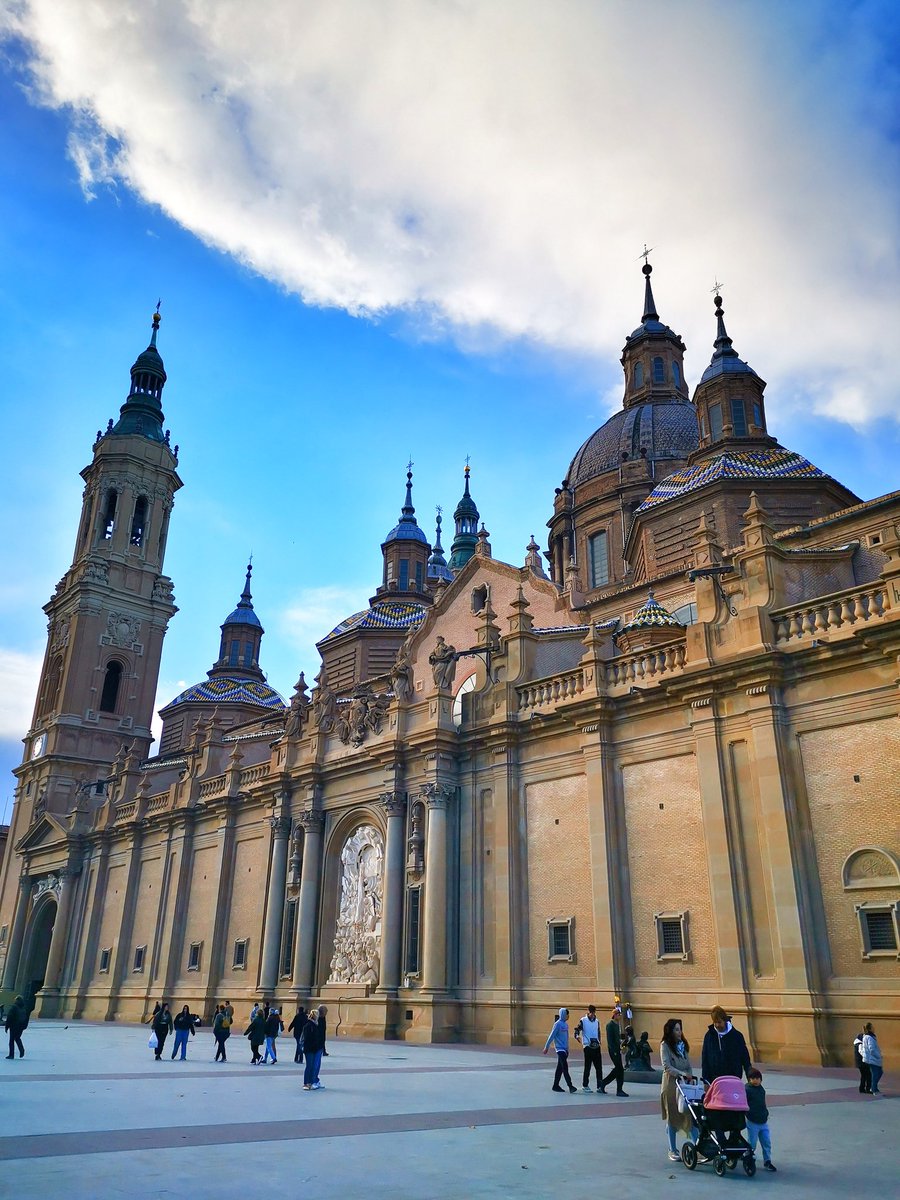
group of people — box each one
[543,1005,630,1097]
[853,1023,884,1095]
[145,999,331,1091]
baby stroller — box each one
[676,1075,756,1178]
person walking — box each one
[319,1004,330,1056]
[172,1004,196,1060]
[745,1069,777,1170]
[861,1023,883,1095]
[574,1004,604,1093]
[288,1004,307,1064]
[212,1004,230,1062]
[263,1008,284,1064]
[245,1006,266,1065]
[701,1005,752,1082]
[853,1030,872,1094]
[542,1007,577,1093]
[4,995,28,1059]
[149,1002,173,1061]
[223,999,234,1025]
[660,1018,696,1161]
[302,1006,325,1090]
[599,1010,629,1096]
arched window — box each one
[709,404,723,441]
[653,357,665,384]
[730,398,747,436]
[100,660,123,713]
[672,361,681,387]
[229,640,239,666]
[130,496,148,547]
[41,654,64,716]
[633,362,644,388]
[100,489,118,541]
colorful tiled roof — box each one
[567,402,698,487]
[635,448,827,512]
[321,599,428,643]
[616,592,682,636]
[167,676,286,709]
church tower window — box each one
[653,356,665,383]
[634,362,644,388]
[399,559,409,591]
[130,496,148,547]
[673,361,681,387]
[709,403,723,441]
[100,489,118,540]
[589,531,610,589]
[731,398,747,437]
[99,660,124,713]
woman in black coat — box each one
[149,1002,173,1061]
[244,1009,265,1064]
[4,995,28,1059]
[288,1005,307,1063]
[701,1005,752,1081]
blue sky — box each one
[1,1,899,814]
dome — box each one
[635,447,828,513]
[166,676,285,709]
[222,603,262,629]
[615,592,682,638]
[566,401,699,488]
[321,598,428,643]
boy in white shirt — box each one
[574,1004,604,1093]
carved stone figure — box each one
[312,670,337,734]
[366,692,390,734]
[327,824,384,985]
[107,611,141,647]
[390,643,414,701]
[82,559,109,585]
[284,672,311,739]
[429,635,457,690]
[348,688,370,747]
[151,576,174,602]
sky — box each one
[1,0,898,815]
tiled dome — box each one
[321,599,428,643]
[635,448,827,512]
[167,676,285,708]
[566,402,698,488]
[616,592,682,637]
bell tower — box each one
[16,309,182,817]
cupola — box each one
[111,306,169,442]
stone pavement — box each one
[1,1021,895,1199]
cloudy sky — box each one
[0,0,898,809]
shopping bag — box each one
[148,1031,159,1050]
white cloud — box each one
[279,585,371,653]
[3,0,899,422]
[0,647,43,741]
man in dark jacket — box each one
[599,1011,629,1097]
[288,1005,307,1063]
[302,1006,325,1090]
[4,995,28,1059]
[701,1005,752,1081]
[244,1008,266,1064]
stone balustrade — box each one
[516,668,585,714]
[772,583,888,644]
[239,763,269,787]
[113,801,137,824]
[198,774,227,799]
[606,641,687,690]
[145,792,171,814]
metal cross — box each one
[155,298,162,314]
[436,504,443,515]
[407,457,414,474]
[711,279,724,296]
[639,243,653,265]
[464,453,471,468]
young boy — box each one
[745,1069,776,1171]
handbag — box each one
[148,1031,159,1050]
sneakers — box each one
[763,1161,777,1172]
[311,1081,323,1089]
[597,1085,607,1094]
[668,1151,681,1162]
[616,1090,629,1097]
[582,1086,592,1093]
[551,1085,565,1092]
[568,1086,578,1093]
[302,1084,311,1090]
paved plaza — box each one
[0,1020,895,1199]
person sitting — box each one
[631,1031,653,1072]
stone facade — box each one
[1,278,898,1067]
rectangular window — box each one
[133,945,146,973]
[709,404,723,441]
[405,887,421,975]
[188,941,202,971]
[281,901,297,977]
[547,916,575,962]
[0,924,7,945]
[233,938,249,970]
[731,398,747,436]
[655,911,690,961]
[399,559,409,590]
[229,640,239,666]
[588,531,609,590]
[415,561,423,591]
[856,903,900,958]
[99,947,112,973]
[752,402,762,429]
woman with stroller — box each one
[660,1019,697,1162]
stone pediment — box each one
[16,812,70,854]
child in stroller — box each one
[677,1075,757,1177]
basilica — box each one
[1,264,897,1065]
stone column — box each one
[42,868,78,991]
[260,816,292,993]
[2,874,32,990]
[291,810,325,993]
[422,783,453,993]
[378,792,407,994]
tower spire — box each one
[449,463,480,572]
[111,307,169,443]
[428,507,453,583]
[641,259,659,322]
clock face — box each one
[31,733,46,760]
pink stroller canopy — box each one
[704,1076,749,1111]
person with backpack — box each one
[4,995,28,1059]
[213,1004,231,1062]
[263,1008,284,1064]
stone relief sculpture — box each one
[312,669,337,733]
[284,672,311,739]
[106,612,141,647]
[327,824,384,985]
[390,641,414,701]
[334,686,390,746]
[429,635,457,690]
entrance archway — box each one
[21,897,56,1010]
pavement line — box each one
[0,1061,547,1084]
[0,1087,871,1162]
